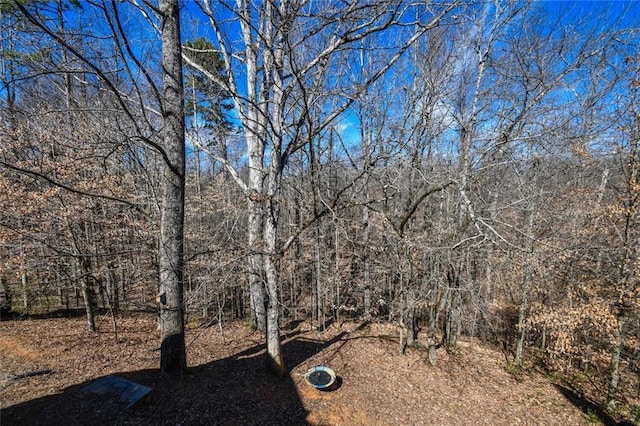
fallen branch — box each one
[7,369,54,381]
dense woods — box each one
[1,0,638,420]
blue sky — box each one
[2,0,638,166]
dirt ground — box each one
[0,312,611,425]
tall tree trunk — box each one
[78,262,96,332]
[443,266,461,348]
[262,89,286,376]
[363,206,372,318]
[264,195,285,376]
[236,0,267,332]
[606,320,623,411]
[357,43,373,319]
[607,108,638,410]
[314,219,324,329]
[309,134,324,329]
[246,125,266,332]
[105,264,118,313]
[158,0,186,375]
[21,271,28,311]
[248,193,266,332]
[515,209,535,364]
[260,1,290,375]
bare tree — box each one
[186,0,459,375]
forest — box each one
[0,0,639,423]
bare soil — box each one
[0,312,605,425]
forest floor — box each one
[0,311,621,425]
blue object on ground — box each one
[83,375,152,409]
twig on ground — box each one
[7,369,54,381]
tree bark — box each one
[248,195,266,331]
[158,0,186,375]
[515,209,535,364]
[264,197,285,377]
[79,272,95,332]
[606,320,623,411]
[245,64,267,332]
[443,266,461,348]
[21,271,28,311]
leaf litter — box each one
[0,314,595,425]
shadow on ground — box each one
[1,307,155,322]
[555,384,635,426]
[1,330,351,426]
